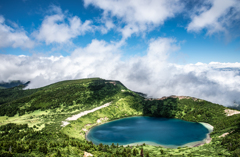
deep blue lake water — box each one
[86,116,210,148]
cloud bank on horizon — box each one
[1,38,240,106]
[0,0,240,106]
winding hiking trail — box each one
[61,102,111,127]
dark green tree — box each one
[56,149,62,157]
[146,152,150,157]
[127,148,131,154]
[122,152,128,157]
[133,148,137,156]
[116,149,119,155]
[111,154,115,157]
[39,145,48,154]
[111,143,116,148]
[160,149,164,154]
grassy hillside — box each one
[0,78,122,116]
[0,82,35,106]
[0,78,240,156]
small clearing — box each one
[61,102,111,127]
[225,109,240,116]
[81,117,109,132]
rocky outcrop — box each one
[105,81,116,85]
[83,151,93,157]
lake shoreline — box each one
[85,116,214,148]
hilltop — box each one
[0,78,240,156]
[146,95,200,101]
[0,80,30,89]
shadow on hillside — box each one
[143,98,178,118]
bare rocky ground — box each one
[224,109,240,116]
[83,151,93,157]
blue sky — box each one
[0,0,240,64]
[1,0,240,106]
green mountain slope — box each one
[0,78,125,117]
[0,78,240,156]
[0,81,34,106]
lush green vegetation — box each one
[0,78,240,156]
[0,78,122,117]
[63,96,240,156]
[142,98,240,156]
[0,82,37,107]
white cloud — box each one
[0,15,35,48]
[84,0,184,39]
[34,6,93,45]
[0,39,121,88]
[85,0,240,38]
[1,37,240,106]
[187,0,240,35]
[98,20,115,34]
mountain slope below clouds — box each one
[0,78,126,117]
[0,78,240,156]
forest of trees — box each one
[0,123,152,157]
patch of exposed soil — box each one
[219,131,234,138]
[61,102,111,127]
[83,151,93,157]
[224,109,240,116]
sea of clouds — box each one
[1,0,240,106]
[1,37,240,107]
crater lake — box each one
[86,116,212,148]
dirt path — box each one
[61,102,111,127]
[219,130,234,138]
